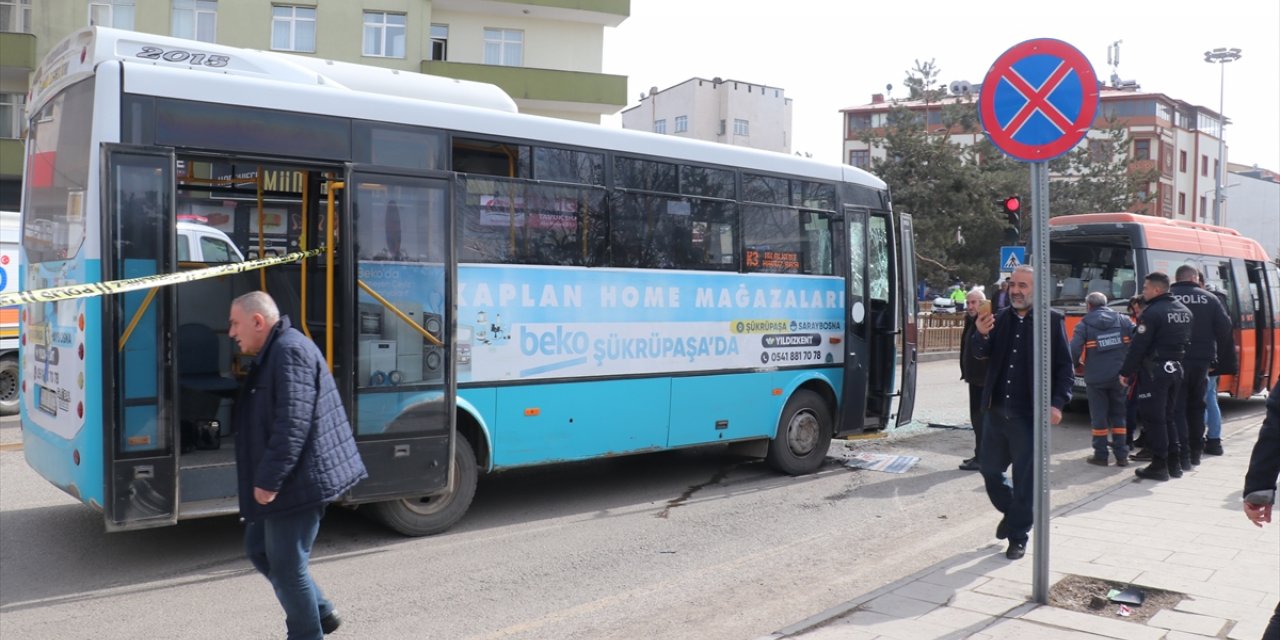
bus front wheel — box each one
[765,389,833,475]
[0,355,17,416]
[369,436,478,537]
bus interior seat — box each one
[178,323,238,446]
[1060,277,1085,300]
[1087,278,1112,296]
[1119,280,1137,299]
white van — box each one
[177,220,245,263]
[1,211,19,415]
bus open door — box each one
[103,145,181,530]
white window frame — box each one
[172,0,217,42]
[483,28,523,67]
[674,116,688,133]
[734,119,749,136]
[1,0,32,34]
[362,11,406,58]
[271,5,316,53]
[89,0,135,29]
[430,23,449,61]
[653,119,666,134]
[0,92,24,139]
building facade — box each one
[0,0,630,209]
[840,85,1237,224]
[1224,165,1280,263]
[620,77,793,154]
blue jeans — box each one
[245,505,333,640]
[980,410,1034,545]
[1204,375,1222,439]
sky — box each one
[602,0,1280,172]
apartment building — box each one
[620,77,793,154]
[840,84,1235,224]
[0,0,630,209]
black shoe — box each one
[1086,455,1108,466]
[321,612,342,635]
[1131,449,1153,461]
[1135,461,1170,481]
[1189,450,1201,466]
[1204,439,1224,455]
[1115,455,1129,467]
[959,457,981,471]
[1167,457,1183,478]
[996,517,1009,540]
[1006,541,1026,560]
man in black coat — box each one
[959,289,990,471]
[230,291,368,639]
[1243,383,1280,639]
[969,266,1075,560]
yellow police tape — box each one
[0,248,325,307]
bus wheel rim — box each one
[787,409,820,456]
[398,459,460,516]
[0,371,16,402]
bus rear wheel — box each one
[765,389,833,475]
[370,436,478,537]
[0,355,17,416]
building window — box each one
[363,11,406,58]
[1179,150,1187,173]
[0,92,24,139]
[483,28,523,66]
[1200,195,1207,215]
[271,5,315,53]
[1213,159,1220,179]
[1133,138,1150,161]
[1201,155,1208,176]
[674,116,688,133]
[430,23,448,61]
[1178,192,1186,216]
[653,119,666,134]
[1,0,32,33]
[734,119,749,136]
[89,0,134,29]
[849,149,870,169]
[172,0,216,42]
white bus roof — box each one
[28,27,517,120]
[33,28,886,193]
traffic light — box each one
[1001,196,1021,243]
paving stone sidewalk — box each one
[762,422,1279,640]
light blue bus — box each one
[19,28,917,535]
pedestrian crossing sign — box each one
[1000,246,1026,271]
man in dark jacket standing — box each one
[1120,272,1193,481]
[1170,265,1236,467]
[970,266,1074,560]
[959,289,990,471]
[229,291,368,639]
[1243,383,1280,639]
[1070,292,1134,466]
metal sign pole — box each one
[1031,161,1051,604]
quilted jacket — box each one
[234,316,367,521]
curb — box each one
[762,412,1265,639]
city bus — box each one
[1049,213,1279,399]
[19,27,917,536]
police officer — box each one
[1120,272,1193,481]
[1169,265,1236,467]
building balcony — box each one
[432,0,629,27]
[420,61,627,116]
[0,32,37,71]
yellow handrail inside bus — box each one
[325,181,344,371]
[299,172,312,341]
[256,170,266,291]
[356,279,443,346]
[118,287,159,352]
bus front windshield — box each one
[23,79,94,265]
[1049,237,1137,309]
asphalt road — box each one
[0,361,1268,639]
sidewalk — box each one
[762,423,1278,640]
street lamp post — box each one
[1204,47,1241,226]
